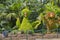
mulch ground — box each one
[0,33,60,40]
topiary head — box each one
[21,7,30,17]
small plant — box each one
[19,17,34,33]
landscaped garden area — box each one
[0,0,60,40]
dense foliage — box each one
[0,0,60,34]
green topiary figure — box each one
[19,17,34,33]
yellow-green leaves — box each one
[32,20,41,29]
[19,17,34,33]
[45,2,60,14]
[16,17,20,28]
[22,7,29,13]
[9,1,21,11]
[32,13,44,29]
[21,7,30,16]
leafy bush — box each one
[0,0,60,34]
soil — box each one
[0,33,60,40]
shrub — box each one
[19,17,34,33]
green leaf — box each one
[9,1,21,11]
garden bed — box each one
[1,33,60,40]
